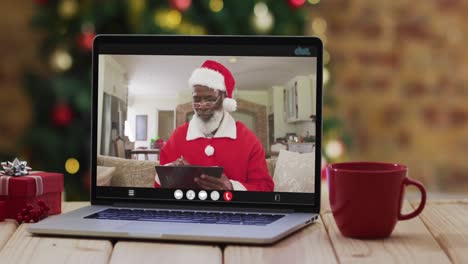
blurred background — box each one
[1,0,467,200]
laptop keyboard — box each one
[84,208,285,226]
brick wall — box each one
[310,0,468,192]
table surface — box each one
[0,188,467,264]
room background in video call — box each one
[97,55,317,192]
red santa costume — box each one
[154,60,274,191]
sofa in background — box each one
[97,155,278,188]
[97,151,314,192]
[97,155,157,187]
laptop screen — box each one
[92,36,322,209]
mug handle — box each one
[398,177,427,220]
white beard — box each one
[193,109,224,136]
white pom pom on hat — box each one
[222,97,237,112]
[189,60,237,112]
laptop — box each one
[29,35,323,244]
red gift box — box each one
[0,172,63,219]
[0,201,5,221]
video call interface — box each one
[96,52,318,204]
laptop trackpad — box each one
[118,222,190,238]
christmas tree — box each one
[1,0,348,200]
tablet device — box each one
[156,165,224,189]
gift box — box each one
[0,201,5,221]
[0,172,63,219]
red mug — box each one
[326,162,426,239]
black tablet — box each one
[156,165,224,189]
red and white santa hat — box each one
[188,60,237,112]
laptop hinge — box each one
[112,203,295,214]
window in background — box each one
[135,115,148,141]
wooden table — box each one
[0,192,467,263]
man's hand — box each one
[194,173,233,190]
[167,156,190,166]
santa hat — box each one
[188,60,237,112]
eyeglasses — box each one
[192,96,221,108]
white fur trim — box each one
[230,180,247,191]
[213,112,236,139]
[223,98,237,112]
[189,68,226,91]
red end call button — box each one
[223,191,232,201]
